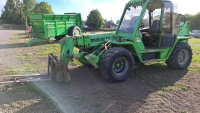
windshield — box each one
[119,6,142,33]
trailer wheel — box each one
[68,26,81,36]
[166,42,192,70]
[55,35,65,41]
[100,47,134,83]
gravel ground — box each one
[0,30,21,77]
[0,30,15,112]
[0,30,61,113]
[0,29,14,73]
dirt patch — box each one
[0,30,200,113]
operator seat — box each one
[148,20,160,36]
[143,20,160,47]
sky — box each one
[0,0,200,22]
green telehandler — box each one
[48,0,193,83]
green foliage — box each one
[33,2,54,14]
[184,13,200,30]
[190,12,200,30]
[86,9,105,29]
[116,20,120,24]
[104,19,108,23]
[1,0,22,24]
[107,20,114,24]
[1,0,53,25]
[23,0,37,10]
[184,14,193,22]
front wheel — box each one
[166,42,192,70]
[100,47,134,83]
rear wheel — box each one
[166,42,192,70]
[100,47,134,83]
[68,26,81,36]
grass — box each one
[157,92,166,97]
[106,86,114,94]
[1,30,200,112]
[161,101,166,105]
[0,84,43,112]
[188,39,200,73]
[3,31,38,74]
[4,63,37,75]
[5,30,84,75]
[162,82,188,92]
[162,86,175,92]
[181,110,188,113]
[0,99,40,112]
[188,38,200,44]
[142,99,148,103]
[5,30,200,74]
[0,38,58,111]
[14,84,43,94]
[2,104,10,109]
[0,83,56,112]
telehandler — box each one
[48,0,192,83]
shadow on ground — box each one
[0,63,188,113]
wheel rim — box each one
[112,57,129,77]
[73,28,80,36]
[178,49,189,65]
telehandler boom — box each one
[48,0,192,83]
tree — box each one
[1,0,54,25]
[104,19,108,24]
[1,0,22,24]
[184,14,193,22]
[107,20,114,24]
[23,0,37,10]
[86,9,105,29]
[106,20,114,27]
[33,2,54,14]
[116,20,120,24]
[1,0,38,24]
[190,12,200,30]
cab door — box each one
[160,1,176,48]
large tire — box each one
[68,26,81,36]
[166,42,192,70]
[100,47,134,83]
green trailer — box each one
[26,13,83,45]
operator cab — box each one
[117,0,186,49]
[140,1,184,49]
